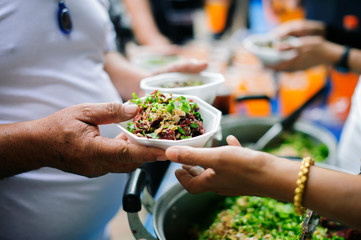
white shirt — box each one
[0,0,127,239]
[337,77,361,174]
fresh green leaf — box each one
[181,136,191,139]
[127,122,136,133]
[178,127,185,134]
[167,102,175,113]
[146,133,159,139]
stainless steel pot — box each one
[123,116,340,240]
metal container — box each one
[216,115,338,165]
[123,116,340,240]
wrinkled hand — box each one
[34,103,166,177]
[165,136,276,196]
[268,36,332,71]
[274,19,325,38]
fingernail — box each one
[124,104,138,115]
[166,148,179,161]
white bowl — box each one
[243,34,300,66]
[140,72,225,104]
[116,94,222,150]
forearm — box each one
[257,154,299,202]
[123,0,170,45]
[104,51,150,101]
[262,155,361,228]
[304,167,361,228]
[0,121,44,178]
[319,41,361,74]
[347,48,361,74]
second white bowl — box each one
[140,72,225,104]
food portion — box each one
[254,37,293,49]
[263,132,329,163]
[197,196,344,240]
[145,54,179,66]
[160,80,204,88]
[127,90,205,140]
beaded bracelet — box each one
[294,156,314,216]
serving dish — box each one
[116,93,222,150]
[243,33,300,66]
[140,72,225,104]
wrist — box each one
[260,154,301,202]
[334,46,351,72]
[0,121,44,178]
[322,41,345,66]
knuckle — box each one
[105,102,118,119]
[79,103,95,121]
[118,144,131,164]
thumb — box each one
[75,102,139,125]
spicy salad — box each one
[127,90,205,140]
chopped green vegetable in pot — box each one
[263,132,329,163]
[197,196,344,240]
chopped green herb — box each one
[146,133,159,139]
[178,127,185,134]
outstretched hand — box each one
[267,36,337,71]
[1,102,166,178]
[165,135,276,196]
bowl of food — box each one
[116,90,222,150]
[243,33,300,66]
[140,72,225,104]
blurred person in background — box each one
[123,0,204,46]
[0,0,206,239]
[265,0,361,174]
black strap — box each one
[335,46,351,72]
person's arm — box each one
[0,102,166,179]
[123,0,171,46]
[274,19,361,49]
[104,51,150,101]
[165,136,361,229]
[104,51,208,101]
[269,36,361,73]
[274,19,326,38]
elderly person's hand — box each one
[1,102,166,178]
[268,36,344,71]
